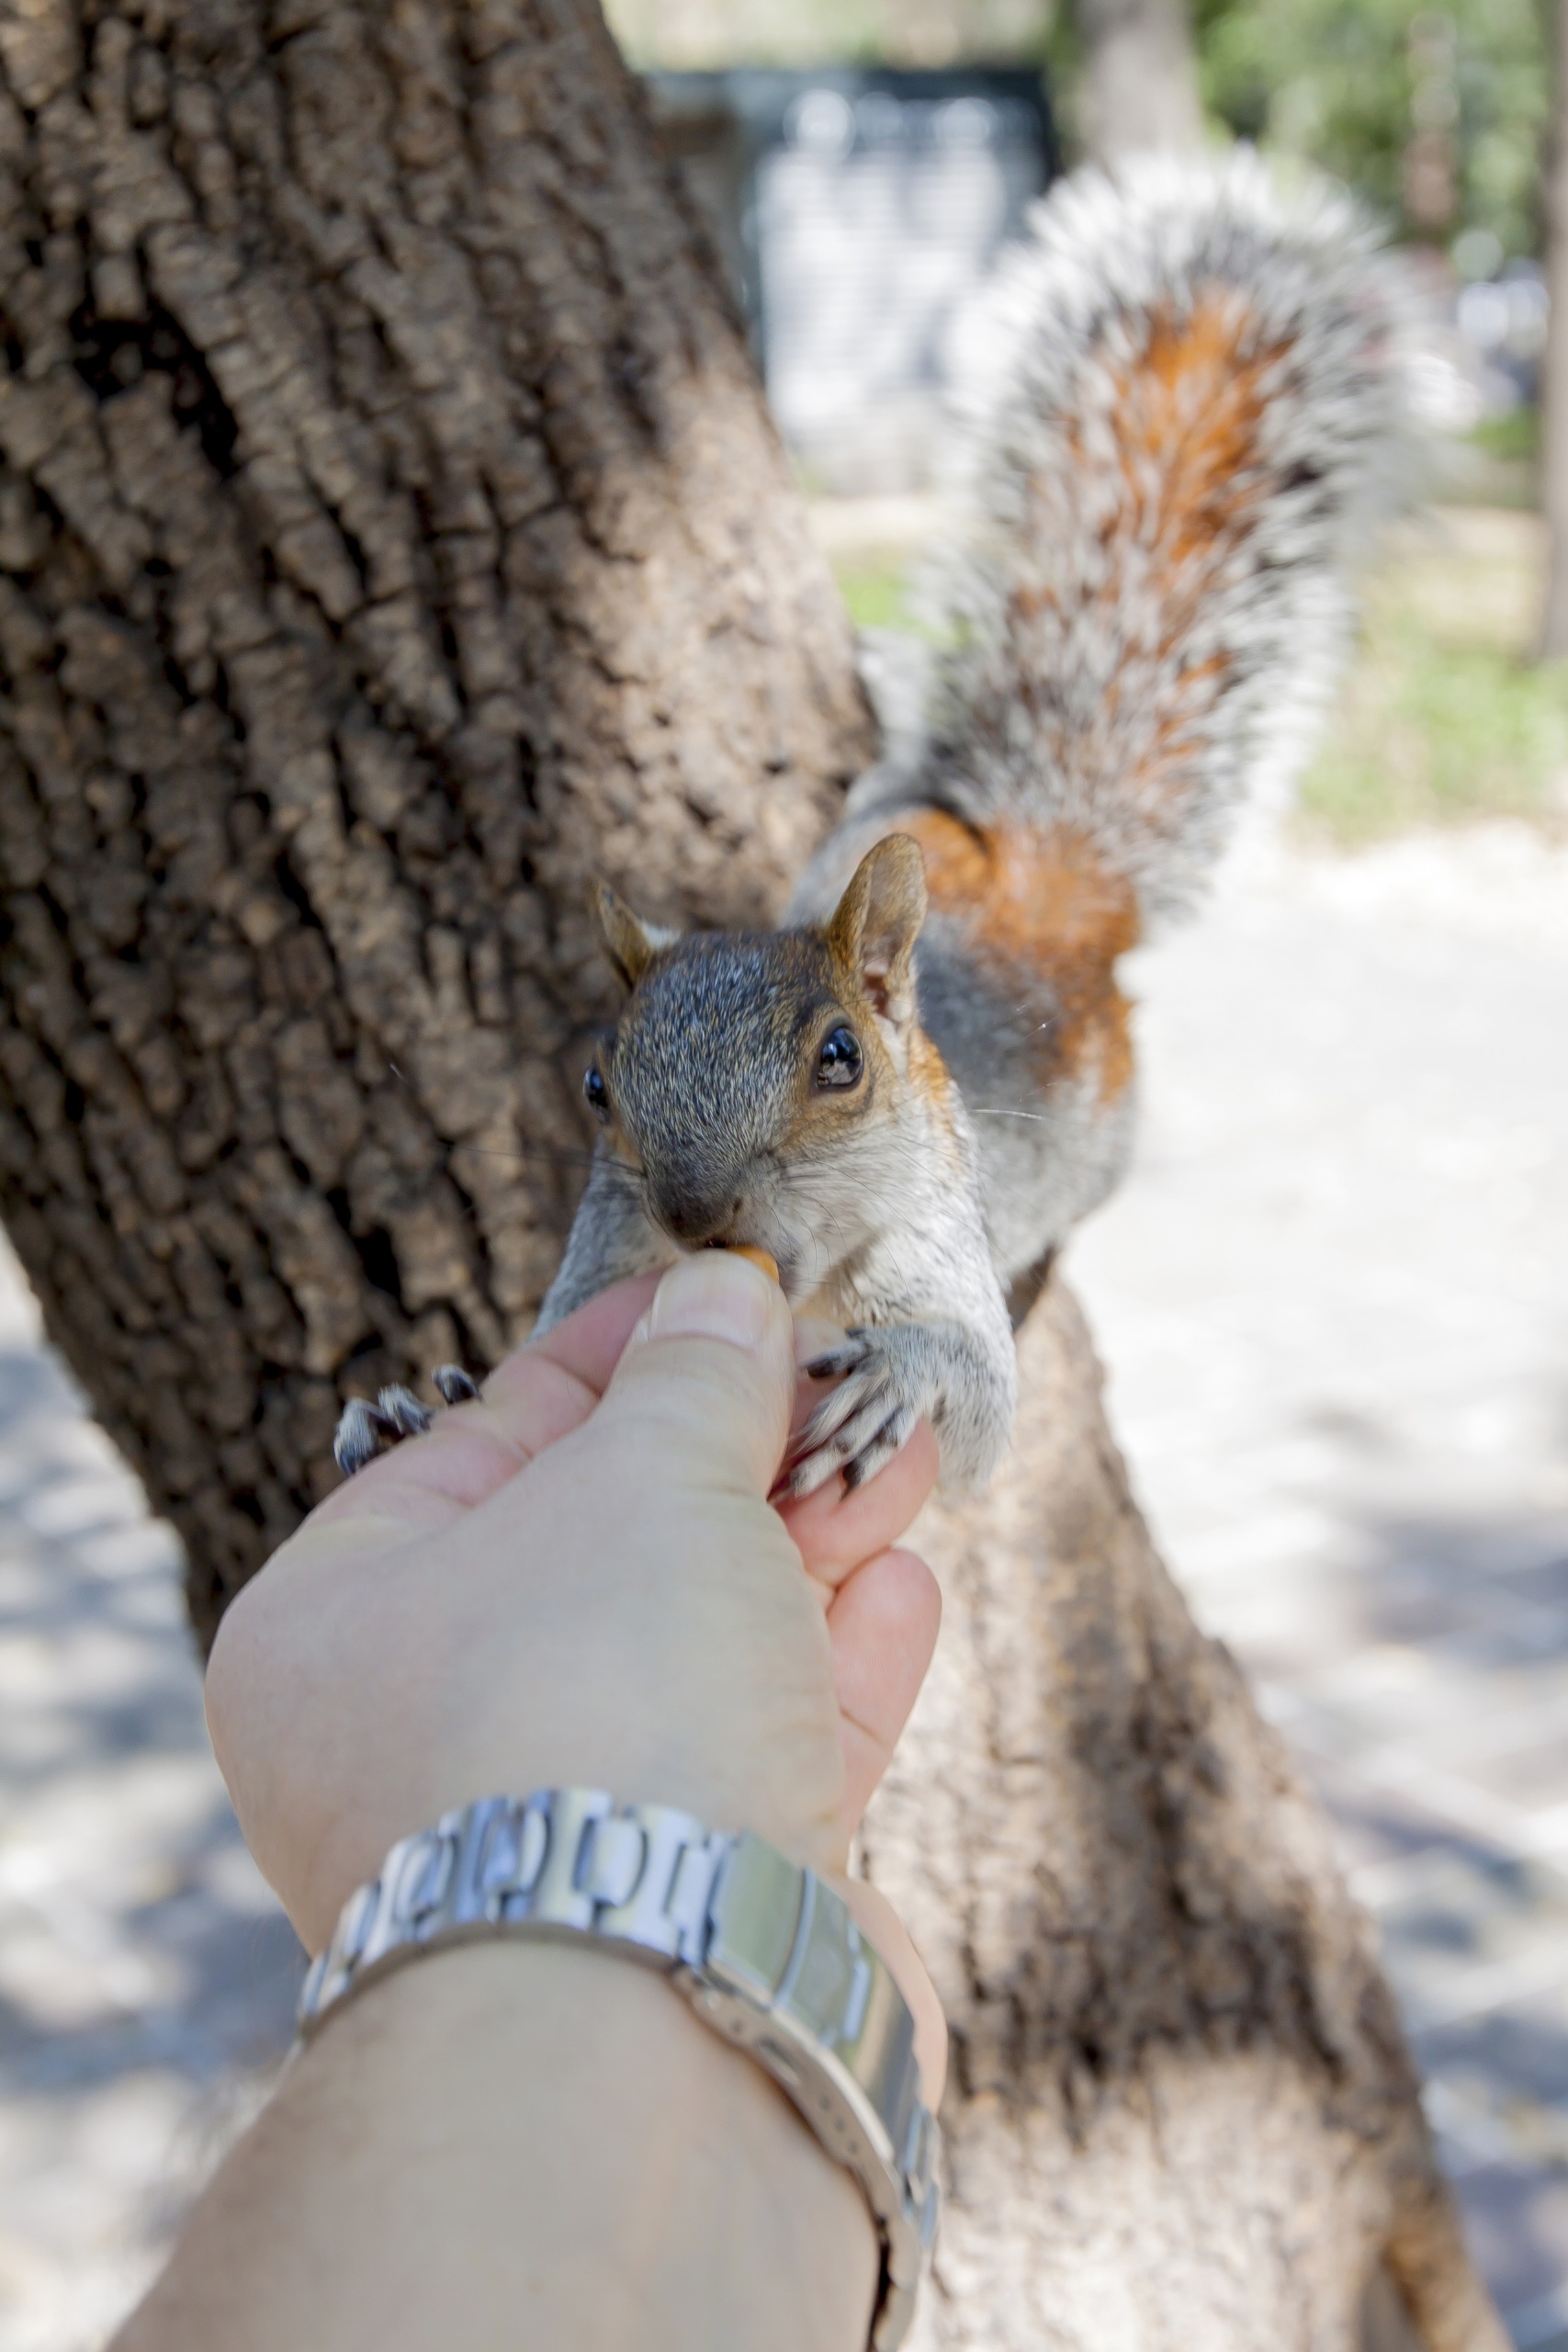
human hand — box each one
[205,1253,944,2079]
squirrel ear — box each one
[827,834,928,1030]
[588,877,677,992]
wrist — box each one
[367,1941,881,2348]
[296,1787,943,2348]
[118,1937,877,2352]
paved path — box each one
[1070,821,1568,2348]
[0,1286,299,2352]
[1,820,1565,2347]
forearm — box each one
[113,1939,877,2352]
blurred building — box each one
[649,68,1058,491]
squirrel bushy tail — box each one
[792,154,1418,1300]
[515,160,1419,1497]
[915,153,1416,927]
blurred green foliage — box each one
[606,0,1055,71]
[1196,0,1550,255]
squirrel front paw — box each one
[790,1329,927,1498]
[792,1316,1017,1498]
[333,1366,479,1477]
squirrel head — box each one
[583,836,933,1296]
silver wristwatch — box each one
[297,1787,941,2350]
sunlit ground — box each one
[1067,831,1568,2345]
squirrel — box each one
[335,156,1414,1496]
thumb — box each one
[601,1252,795,1497]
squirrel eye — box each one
[815,1025,863,1091]
[583,1066,611,1120]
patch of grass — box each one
[1300,603,1568,842]
[833,559,916,633]
[1471,406,1539,466]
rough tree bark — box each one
[0,0,868,1645]
[1073,0,1204,165]
[874,1285,1506,2352]
[0,0,1504,2342]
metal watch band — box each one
[296,1787,940,2351]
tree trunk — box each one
[864,1279,1506,2352]
[1541,0,1568,655]
[0,1,1503,2341]
[0,0,870,1646]
[1073,0,1204,165]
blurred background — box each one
[4,1,1568,2346]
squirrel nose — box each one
[655,1187,744,1249]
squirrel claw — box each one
[804,1336,874,1384]
[333,1385,430,1479]
[787,1332,919,1497]
[332,1368,478,1480]
[784,1442,846,1501]
[377,1385,432,1438]
[333,1396,393,1478]
[786,1397,918,1498]
[842,1408,916,1489]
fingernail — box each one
[648,1252,774,1351]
